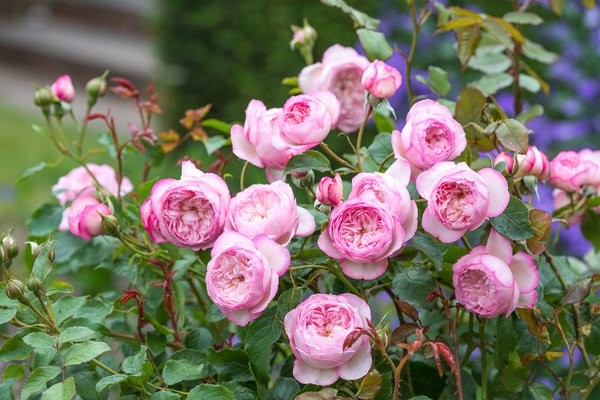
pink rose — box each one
[392,100,466,177]
[318,198,407,280]
[361,60,402,99]
[578,149,600,186]
[50,75,75,102]
[453,229,539,317]
[299,45,370,133]
[284,293,372,386]
[416,162,509,243]
[206,232,290,326]
[67,196,110,240]
[141,161,230,250]
[275,91,340,152]
[231,100,294,182]
[549,151,598,192]
[225,181,315,245]
[494,152,515,175]
[515,146,550,180]
[316,173,343,206]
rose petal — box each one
[478,168,510,218]
[293,359,338,386]
[318,230,344,259]
[335,343,372,381]
[231,124,263,168]
[517,290,538,309]
[340,259,388,280]
[509,252,539,293]
[485,229,513,265]
[421,206,466,243]
[253,235,291,276]
[385,159,411,187]
[296,206,316,237]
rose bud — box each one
[284,293,372,385]
[290,20,317,50]
[2,234,18,259]
[34,87,53,108]
[50,75,75,103]
[361,60,403,99]
[67,196,111,240]
[549,151,598,192]
[316,173,343,206]
[494,152,515,175]
[5,275,26,300]
[86,72,108,101]
[514,146,550,180]
[453,229,539,317]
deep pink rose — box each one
[453,229,539,317]
[549,151,598,192]
[275,91,339,152]
[416,162,509,243]
[141,161,230,250]
[284,293,372,386]
[67,196,110,240]
[298,45,370,133]
[206,232,290,326]
[392,100,466,177]
[361,60,402,99]
[230,100,294,183]
[494,152,515,175]
[225,181,315,245]
[578,149,600,186]
[318,198,407,280]
[50,75,75,102]
[316,173,343,206]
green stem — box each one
[328,262,363,298]
[405,0,420,105]
[240,161,249,191]
[320,143,356,171]
[480,318,488,400]
[355,107,372,171]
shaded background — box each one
[1,0,599,253]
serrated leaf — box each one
[516,105,543,124]
[357,29,393,61]
[41,377,75,400]
[529,382,553,400]
[469,73,512,96]
[23,332,56,349]
[16,162,48,185]
[468,52,511,74]
[427,66,451,97]
[30,241,54,285]
[284,150,331,174]
[392,267,437,307]
[410,231,444,271]
[490,196,534,241]
[58,327,97,346]
[0,308,16,325]
[162,359,205,385]
[455,86,486,125]
[151,390,180,400]
[21,366,61,400]
[581,210,600,251]
[485,119,530,153]
[188,384,236,400]
[122,346,147,376]
[27,204,63,237]
[208,348,253,382]
[245,308,282,383]
[320,0,380,30]
[95,374,127,393]
[523,40,559,64]
[368,133,393,165]
[64,341,110,365]
[45,280,74,296]
[265,377,300,400]
[455,25,482,67]
[203,136,227,155]
[503,11,543,25]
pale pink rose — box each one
[316,173,343,206]
[206,232,290,326]
[514,146,550,180]
[67,196,110,240]
[298,45,370,133]
[416,162,509,243]
[225,181,315,245]
[50,75,75,102]
[275,91,339,152]
[549,151,598,192]
[494,152,515,175]
[578,149,600,185]
[552,189,585,225]
[318,198,406,280]
[361,60,402,99]
[284,293,372,386]
[392,100,466,177]
[453,229,539,317]
[140,161,230,250]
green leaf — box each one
[151,391,180,400]
[0,308,16,325]
[561,276,596,305]
[183,328,212,353]
[23,332,56,350]
[41,377,75,400]
[469,73,512,96]
[523,40,559,64]
[373,112,396,134]
[516,105,543,125]
[455,86,486,125]
[64,341,110,366]
[203,136,227,155]
[368,133,393,165]
[284,150,331,174]
[95,374,127,394]
[21,366,61,400]
[200,118,232,134]
[206,304,226,322]
[408,397,433,400]
[3,364,25,380]
[427,66,451,97]
[16,162,48,185]
[0,332,32,361]
[490,196,534,241]
[188,384,236,400]
[122,346,147,376]
[392,267,437,307]
[277,288,303,320]
[45,280,74,296]
[207,348,253,382]
[485,119,530,153]
[519,74,541,93]
[147,332,167,356]
[581,210,600,251]
[27,204,63,237]
[162,359,205,385]
[58,327,97,346]
[139,177,159,202]
[468,52,511,74]
[319,0,380,30]
[53,296,86,325]
[455,25,482,67]
[410,232,444,271]
[494,317,519,368]
[357,29,393,61]
[503,11,543,25]
[245,307,282,383]
[30,241,54,286]
[529,383,553,400]
[265,377,300,400]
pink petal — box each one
[293,359,338,386]
[485,229,513,265]
[340,259,388,280]
[505,284,520,317]
[478,168,510,218]
[421,206,465,243]
[318,230,343,259]
[221,308,257,327]
[180,160,204,180]
[385,159,411,187]
[335,343,372,381]
[211,231,255,258]
[248,272,279,314]
[295,207,316,237]
[231,124,263,167]
[509,252,539,293]
[265,167,285,183]
[517,290,538,309]
[338,294,371,321]
[253,235,291,276]
[415,162,456,200]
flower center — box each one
[458,268,496,311]
[424,125,452,156]
[163,189,215,243]
[304,304,352,337]
[211,251,254,304]
[237,191,280,224]
[433,181,478,229]
[560,156,581,169]
[338,207,384,250]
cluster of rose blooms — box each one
[46,44,600,386]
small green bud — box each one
[101,214,119,236]
[5,276,25,300]
[34,87,53,108]
[27,276,44,294]
[2,235,18,259]
[291,170,315,189]
[86,76,107,100]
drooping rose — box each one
[140,161,230,250]
[206,232,290,326]
[416,162,509,243]
[225,181,315,245]
[549,151,598,192]
[275,91,340,152]
[316,173,343,206]
[50,74,75,102]
[361,60,402,99]
[67,196,110,240]
[453,229,539,317]
[392,99,466,178]
[284,293,372,386]
[230,100,294,182]
[298,45,370,133]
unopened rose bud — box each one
[2,235,18,259]
[290,19,317,65]
[50,75,75,103]
[0,246,6,265]
[29,242,41,258]
[86,73,108,101]
[316,173,343,206]
[5,276,25,300]
[361,60,403,99]
[101,214,119,236]
[291,170,315,189]
[34,87,53,108]
[26,276,44,294]
[494,152,515,175]
[47,248,55,263]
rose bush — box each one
[1,2,599,400]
